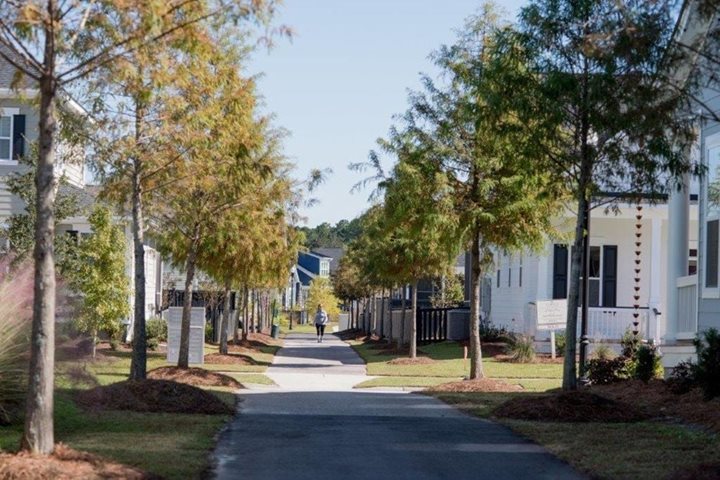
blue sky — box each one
[249,1,526,227]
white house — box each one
[488,202,698,347]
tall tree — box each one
[0,0,278,453]
[401,5,564,379]
[70,206,130,358]
[503,0,699,390]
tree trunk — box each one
[410,281,418,358]
[387,289,393,346]
[380,289,386,340]
[129,154,147,380]
[400,288,406,348]
[563,190,588,391]
[220,281,231,355]
[92,330,98,359]
[242,287,249,341]
[469,230,485,379]
[22,58,58,454]
[178,224,201,368]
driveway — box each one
[212,332,584,480]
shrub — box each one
[554,331,566,357]
[592,343,615,360]
[147,337,159,351]
[0,263,33,425]
[633,343,662,383]
[620,328,642,358]
[146,317,168,342]
[667,360,696,394]
[694,328,720,400]
[109,337,120,351]
[205,323,214,343]
[479,318,508,343]
[506,334,536,363]
[587,357,628,385]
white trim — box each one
[702,131,720,298]
[0,109,17,165]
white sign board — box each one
[166,306,205,365]
[535,299,567,331]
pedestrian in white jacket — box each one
[314,304,328,343]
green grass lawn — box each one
[1,340,283,478]
[350,340,562,383]
[0,391,230,480]
[506,420,720,480]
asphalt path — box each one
[211,332,584,480]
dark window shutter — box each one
[707,220,719,288]
[12,115,25,160]
[602,245,618,307]
[552,244,568,299]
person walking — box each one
[314,304,329,343]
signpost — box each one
[535,299,568,359]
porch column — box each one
[648,217,663,343]
[665,172,690,343]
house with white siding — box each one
[487,202,698,348]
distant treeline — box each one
[299,218,362,249]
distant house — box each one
[310,247,345,276]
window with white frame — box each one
[552,244,617,307]
[705,133,720,290]
[0,114,12,162]
[320,260,330,277]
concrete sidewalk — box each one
[212,333,585,480]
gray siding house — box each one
[0,55,163,341]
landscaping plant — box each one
[146,317,168,344]
[633,344,662,384]
[0,263,33,425]
[479,319,509,343]
[554,331,566,357]
[694,328,720,400]
[667,360,696,395]
[586,357,628,385]
[591,343,615,360]
[506,335,536,363]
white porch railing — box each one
[582,307,650,341]
[676,275,698,339]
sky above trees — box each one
[249,0,525,227]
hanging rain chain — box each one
[633,204,643,339]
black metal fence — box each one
[416,308,452,343]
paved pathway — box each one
[212,333,584,480]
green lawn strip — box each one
[354,376,462,388]
[223,373,276,386]
[504,420,720,480]
[427,390,720,479]
[349,340,562,379]
[0,391,231,480]
[280,322,339,335]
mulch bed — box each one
[204,353,256,365]
[147,367,242,389]
[591,380,720,433]
[669,463,720,480]
[428,378,524,393]
[228,333,282,348]
[387,357,436,366]
[335,329,366,341]
[75,379,234,415]
[493,390,650,423]
[0,443,157,480]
